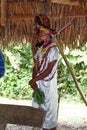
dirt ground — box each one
[57,102,87,130]
[0,98,87,130]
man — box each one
[29,14,58,130]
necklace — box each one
[42,41,52,51]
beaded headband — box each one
[35,23,57,39]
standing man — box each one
[29,14,58,130]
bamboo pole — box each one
[1,0,7,26]
[55,37,87,106]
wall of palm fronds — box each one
[0,0,87,48]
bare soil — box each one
[57,102,87,130]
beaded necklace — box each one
[34,40,56,73]
[42,40,52,52]
[34,40,52,71]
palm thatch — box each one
[0,0,87,48]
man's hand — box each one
[29,79,38,90]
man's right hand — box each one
[29,79,38,91]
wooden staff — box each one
[56,18,87,106]
[55,37,87,106]
[1,0,7,26]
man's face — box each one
[38,30,50,43]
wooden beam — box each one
[1,0,7,26]
[6,13,87,20]
[3,0,80,6]
[51,13,87,18]
[51,0,80,6]
[8,14,33,20]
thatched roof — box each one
[0,0,87,48]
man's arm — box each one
[34,59,57,81]
[29,59,57,89]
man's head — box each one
[32,14,56,53]
[34,14,50,28]
[38,30,51,43]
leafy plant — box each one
[0,42,87,103]
[0,44,33,99]
[57,43,87,102]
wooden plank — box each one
[8,14,33,20]
[1,0,80,6]
[51,0,80,6]
[51,13,87,18]
[7,13,87,20]
[1,0,7,26]
[0,104,46,128]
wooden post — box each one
[1,0,7,26]
[55,38,87,106]
[0,123,6,130]
[0,119,6,130]
[40,1,51,16]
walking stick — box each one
[57,91,61,122]
[56,18,87,106]
[55,37,87,106]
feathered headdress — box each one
[34,14,57,39]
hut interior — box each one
[0,0,87,48]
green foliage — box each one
[0,44,33,99]
[33,88,45,105]
[57,44,87,102]
[0,42,87,103]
